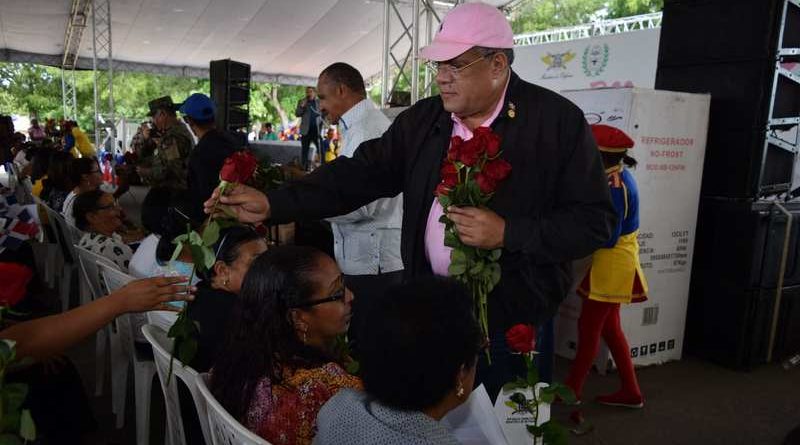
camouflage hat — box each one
[148,96,180,116]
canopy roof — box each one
[0,0,512,84]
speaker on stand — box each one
[210,59,251,146]
[656,0,800,369]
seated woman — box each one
[314,276,484,445]
[62,157,102,226]
[188,226,267,372]
[211,245,361,445]
[41,151,74,212]
[73,190,137,271]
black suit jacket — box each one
[269,71,615,328]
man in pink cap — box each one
[205,1,615,399]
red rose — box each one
[475,173,497,194]
[220,151,258,183]
[483,158,512,182]
[435,182,452,197]
[505,324,536,353]
[473,126,501,157]
[447,136,464,162]
[459,138,483,166]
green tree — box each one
[509,0,663,34]
[0,63,62,118]
[606,0,663,17]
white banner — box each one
[513,28,660,91]
[556,88,711,367]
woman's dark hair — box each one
[358,276,483,411]
[68,157,98,187]
[72,189,106,231]
[29,147,51,181]
[45,151,76,193]
[210,245,330,421]
[144,187,201,263]
[197,225,262,282]
[602,151,638,168]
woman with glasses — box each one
[188,226,267,372]
[73,189,135,270]
[62,157,103,226]
[314,276,483,445]
[211,245,360,445]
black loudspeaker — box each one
[655,0,799,198]
[210,59,251,134]
[686,198,800,369]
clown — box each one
[565,124,648,411]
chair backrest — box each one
[42,204,79,263]
[196,373,271,445]
[142,324,212,445]
[75,244,119,301]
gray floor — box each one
[68,331,800,445]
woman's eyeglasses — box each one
[290,288,347,309]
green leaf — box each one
[177,337,198,365]
[201,220,220,246]
[469,261,484,275]
[172,233,189,244]
[18,409,35,441]
[438,194,451,209]
[444,229,460,248]
[188,230,203,246]
[189,244,213,272]
[169,240,184,262]
[0,434,24,445]
[216,218,240,230]
[551,383,578,404]
[526,424,544,437]
[488,262,502,287]
[0,341,14,366]
[539,390,555,405]
[504,400,517,410]
[448,262,467,276]
[489,248,502,261]
[541,420,569,445]
[4,384,28,412]
[451,248,467,265]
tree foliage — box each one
[510,0,662,34]
[0,61,308,134]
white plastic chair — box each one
[99,263,158,442]
[142,324,212,445]
[75,245,119,398]
[40,205,82,310]
[196,373,270,445]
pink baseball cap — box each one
[419,2,514,62]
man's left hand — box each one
[447,206,505,250]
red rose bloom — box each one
[505,324,536,353]
[473,126,501,157]
[483,158,512,182]
[447,136,464,162]
[458,138,483,166]
[435,182,452,197]
[220,151,258,183]
[475,173,497,194]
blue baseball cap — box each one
[179,93,216,122]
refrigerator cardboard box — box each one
[556,87,711,368]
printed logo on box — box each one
[541,51,575,79]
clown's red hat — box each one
[591,124,634,153]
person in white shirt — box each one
[316,62,404,346]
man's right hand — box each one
[204,184,271,224]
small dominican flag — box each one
[0,188,41,254]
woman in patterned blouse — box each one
[210,245,361,445]
[73,189,141,271]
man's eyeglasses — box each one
[290,288,347,309]
[426,53,494,78]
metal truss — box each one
[91,0,115,154]
[61,0,91,120]
[381,0,462,106]
[513,12,663,46]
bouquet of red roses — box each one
[436,126,511,356]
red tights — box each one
[565,299,641,400]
